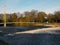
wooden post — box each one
[4,14,6,27]
[3,5,7,27]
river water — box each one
[0,26,60,45]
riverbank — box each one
[45,23,60,27]
[34,23,60,28]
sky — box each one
[0,0,60,14]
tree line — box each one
[0,10,60,26]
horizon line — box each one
[0,10,60,14]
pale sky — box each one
[0,0,60,14]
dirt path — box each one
[15,27,60,34]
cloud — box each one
[43,7,60,14]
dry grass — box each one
[33,23,60,27]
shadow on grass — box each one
[0,26,51,34]
[0,40,8,45]
[1,33,60,45]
